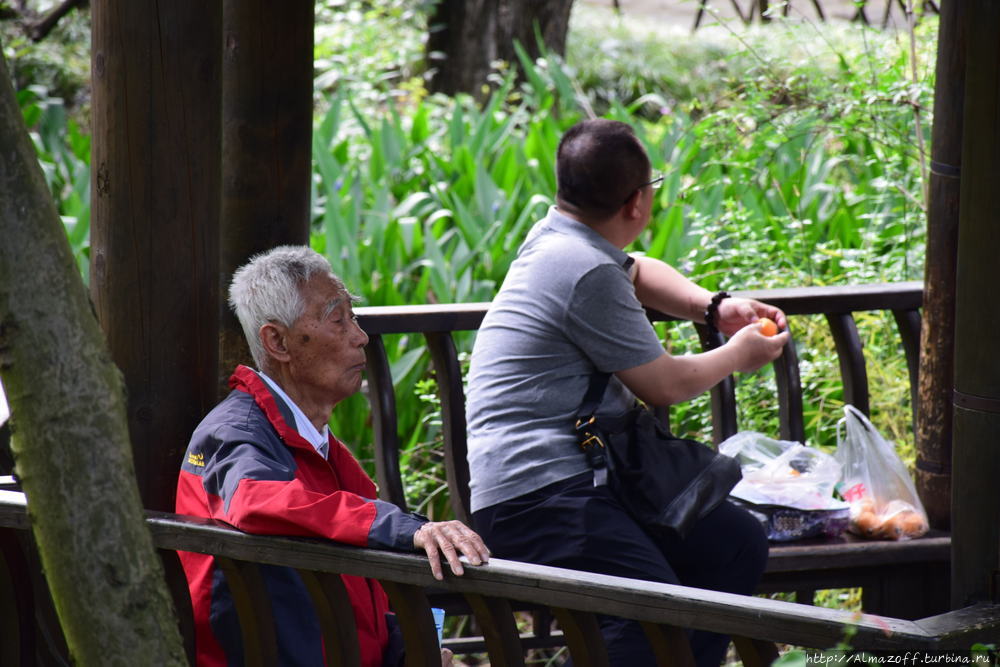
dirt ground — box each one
[579,0,914,30]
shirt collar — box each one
[256,370,330,458]
[541,206,633,268]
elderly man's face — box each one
[283,273,369,407]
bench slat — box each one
[892,307,922,423]
[365,334,408,511]
[297,568,362,666]
[463,593,526,667]
[733,637,781,667]
[826,312,870,415]
[639,621,696,667]
[774,330,806,443]
[215,557,279,666]
[379,580,442,666]
[551,606,610,667]
[425,331,473,526]
[694,323,739,444]
[159,549,196,663]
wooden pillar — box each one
[218,0,313,392]
[915,0,965,531]
[90,0,223,511]
[951,0,1000,609]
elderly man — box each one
[177,246,489,667]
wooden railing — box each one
[3,282,998,664]
[2,494,998,666]
[357,281,949,620]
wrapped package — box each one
[720,432,849,542]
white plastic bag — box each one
[720,432,844,510]
[835,405,928,540]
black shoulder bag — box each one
[575,372,742,539]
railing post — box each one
[379,580,442,666]
[550,607,610,667]
[214,557,279,666]
[297,569,362,667]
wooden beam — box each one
[353,283,925,335]
[952,0,1000,610]
[917,0,965,531]
[90,0,222,511]
[136,511,946,650]
[218,0,313,394]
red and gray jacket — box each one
[176,365,426,667]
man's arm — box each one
[192,435,487,580]
[618,256,790,405]
[631,255,713,321]
[616,324,789,406]
[631,255,787,334]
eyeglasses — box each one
[624,173,664,203]
[641,173,665,189]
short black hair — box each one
[556,119,651,219]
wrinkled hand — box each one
[714,297,787,337]
[728,321,790,373]
[413,520,490,581]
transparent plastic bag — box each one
[720,432,844,509]
[835,405,928,540]
[720,432,849,541]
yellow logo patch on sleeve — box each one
[187,452,205,467]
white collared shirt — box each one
[257,371,329,459]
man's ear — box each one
[260,323,291,363]
[621,188,643,220]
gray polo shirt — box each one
[466,207,666,512]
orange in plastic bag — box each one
[835,406,929,540]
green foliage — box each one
[14,2,934,518]
[313,0,434,110]
[1,1,91,111]
[16,84,90,279]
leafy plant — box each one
[14,0,935,522]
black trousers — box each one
[473,472,769,667]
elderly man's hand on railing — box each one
[413,520,490,581]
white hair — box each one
[228,245,348,368]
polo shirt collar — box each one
[543,206,632,268]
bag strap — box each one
[576,371,612,421]
[574,255,634,487]
[575,371,612,487]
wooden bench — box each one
[0,281,972,664]
[357,280,951,621]
[1,492,997,667]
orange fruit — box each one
[759,317,779,337]
[900,512,928,537]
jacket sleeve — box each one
[199,428,426,551]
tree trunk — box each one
[426,0,497,98]
[426,0,574,98]
[915,0,965,531]
[0,45,186,666]
[219,0,313,396]
[90,0,222,512]
[495,0,575,64]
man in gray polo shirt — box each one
[466,119,789,666]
